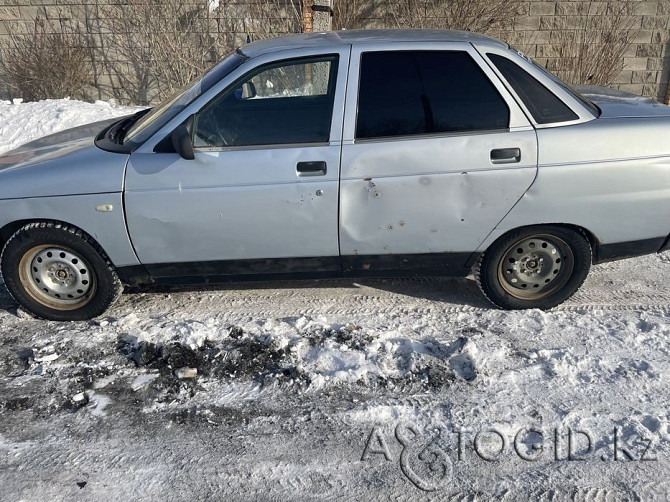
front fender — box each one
[0,193,139,268]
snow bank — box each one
[0,98,140,154]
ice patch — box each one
[87,392,112,417]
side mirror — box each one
[170,123,195,160]
[243,81,256,98]
[235,81,257,100]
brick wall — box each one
[0,0,668,103]
[505,1,670,102]
[357,0,670,103]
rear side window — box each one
[356,51,510,139]
[487,53,578,125]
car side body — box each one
[1,29,670,320]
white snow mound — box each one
[0,98,140,154]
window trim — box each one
[133,45,351,155]
[193,54,340,150]
[194,141,331,153]
[353,49,512,141]
[354,127,515,145]
[340,42,532,143]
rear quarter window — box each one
[487,53,578,125]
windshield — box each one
[510,47,601,117]
[124,50,247,145]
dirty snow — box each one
[1,99,670,500]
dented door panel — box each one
[338,41,539,267]
[339,131,538,260]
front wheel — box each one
[1,222,123,321]
[475,226,591,310]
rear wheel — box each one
[1,222,122,321]
[475,226,591,310]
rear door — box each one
[339,43,538,273]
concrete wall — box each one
[0,0,668,103]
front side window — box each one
[487,53,579,125]
[194,56,338,148]
[356,51,510,140]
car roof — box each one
[240,29,507,57]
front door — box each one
[124,53,348,279]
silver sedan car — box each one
[1,29,670,321]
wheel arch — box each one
[1,219,114,265]
[0,219,32,252]
[474,222,594,310]
[480,223,598,263]
[0,192,141,274]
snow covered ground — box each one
[1,100,670,500]
[0,98,138,154]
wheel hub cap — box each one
[498,235,573,300]
[22,246,94,306]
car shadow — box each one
[0,275,493,318]
[364,276,491,308]
[0,280,19,314]
[125,275,492,309]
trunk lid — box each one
[574,85,670,119]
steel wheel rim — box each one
[18,244,96,310]
[497,234,574,300]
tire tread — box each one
[1,220,123,320]
[474,225,592,310]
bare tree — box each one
[243,0,303,40]
[88,0,230,104]
[553,1,639,86]
[88,0,305,104]
[0,19,92,101]
[384,0,522,35]
[333,0,371,30]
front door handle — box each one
[491,148,521,164]
[297,161,327,176]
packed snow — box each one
[1,99,670,500]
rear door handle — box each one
[296,161,327,176]
[491,148,521,164]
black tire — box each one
[475,225,591,310]
[1,222,123,321]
